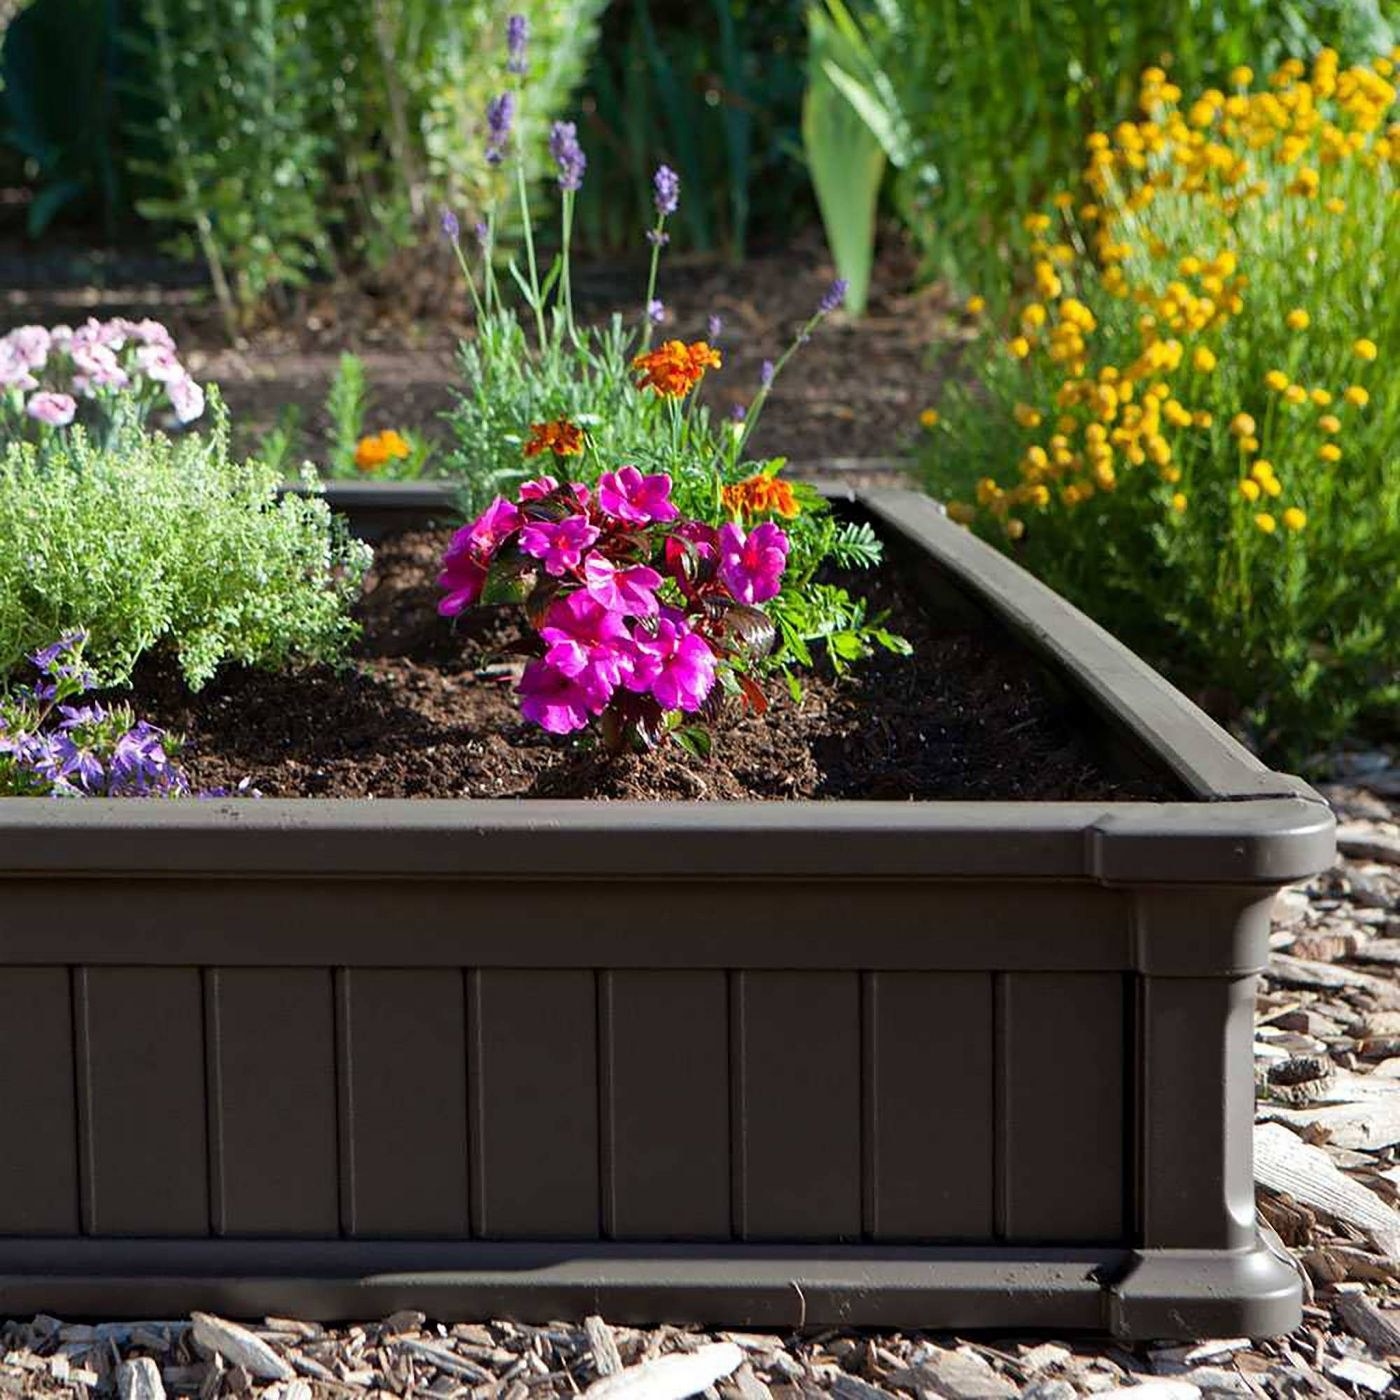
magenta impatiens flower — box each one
[582,554,661,615]
[539,592,635,692]
[519,514,601,575]
[518,658,611,734]
[719,520,789,605]
[627,609,717,712]
[597,466,678,525]
[437,471,795,750]
[25,392,77,427]
[437,496,523,616]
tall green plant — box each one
[571,0,810,259]
[129,0,331,336]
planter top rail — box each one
[0,485,1333,887]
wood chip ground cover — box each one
[4,755,1398,1398]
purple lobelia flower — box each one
[719,520,789,605]
[759,359,775,389]
[647,299,665,325]
[707,313,723,342]
[597,467,678,526]
[506,13,529,74]
[485,92,515,165]
[818,278,849,315]
[519,514,600,575]
[548,121,587,192]
[441,206,461,243]
[653,164,680,218]
[626,608,716,713]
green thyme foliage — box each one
[0,395,371,690]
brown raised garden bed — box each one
[0,486,1332,1338]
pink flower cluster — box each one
[0,318,205,431]
[438,468,789,739]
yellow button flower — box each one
[1230,66,1254,88]
[947,502,976,525]
[965,294,986,315]
[1008,336,1031,359]
[1283,383,1308,405]
[1286,308,1310,331]
[1354,337,1379,361]
[1014,403,1043,429]
[1319,414,1341,434]
[1192,346,1217,372]
[1282,507,1307,531]
[1319,443,1342,462]
[1264,370,1289,392]
[1192,410,1214,428]
[1254,512,1277,534]
[1238,479,1261,502]
[1310,388,1333,406]
[1171,492,1188,513]
[1229,412,1257,438]
[919,408,941,429]
[1344,385,1370,407]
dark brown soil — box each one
[131,528,1180,802]
[0,229,958,467]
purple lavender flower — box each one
[647,299,665,326]
[475,220,491,249]
[506,13,529,75]
[653,165,680,218]
[548,121,587,193]
[645,229,670,248]
[729,403,747,422]
[441,206,461,243]
[485,92,515,165]
[818,278,849,315]
[707,313,723,342]
[760,359,775,389]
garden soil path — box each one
[4,756,1399,1400]
[0,230,953,473]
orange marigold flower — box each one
[632,339,722,398]
[523,418,585,459]
[721,473,801,520]
[354,430,411,472]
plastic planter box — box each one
[0,486,1332,1338]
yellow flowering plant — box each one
[921,48,1400,760]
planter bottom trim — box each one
[0,1235,1300,1338]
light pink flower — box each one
[4,325,50,369]
[25,392,76,427]
[166,374,205,424]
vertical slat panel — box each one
[734,971,861,1241]
[208,969,338,1236]
[601,971,729,1240]
[339,969,469,1238]
[76,968,207,1236]
[470,970,598,1239]
[1001,972,1126,1242]
[0,968,78,1233]
[865,971,994,1241]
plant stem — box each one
[640,215,667,351]
[514,93,548,349]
